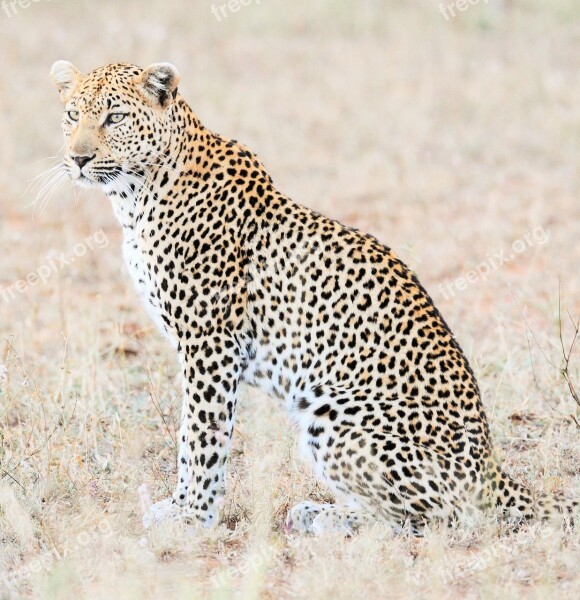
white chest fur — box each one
[123,230,176,344]
[108,188,177,348]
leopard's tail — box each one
[482,458,578,525]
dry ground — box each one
[0,1,579,598]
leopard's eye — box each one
[106,113,127,125]
[67,110,80,122]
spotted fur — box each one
[51,61,577,532]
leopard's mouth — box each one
[96,167,124,185]
[71,168,122,189]
[98,165,147,196]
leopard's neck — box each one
[105,99,210,233]
[104,176,141,231]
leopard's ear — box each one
[50,60,83,102]
[135,63,180,108]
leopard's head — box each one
[50,61,180,190]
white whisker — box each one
[23,164,65,205]
[35,170,70,217]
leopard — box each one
[50,60,576,534]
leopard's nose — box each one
[72,154,96,169]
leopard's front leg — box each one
[180,335,241,527]
[145,335,241,528]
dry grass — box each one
[0,1,579,598]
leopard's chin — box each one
[69,172,99,189]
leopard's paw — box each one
[285,500,371,536]
[141,493,197,529]
[285,501,326,534]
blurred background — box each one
[0,1,579,598]
[1,0,579,326]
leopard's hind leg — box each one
[296,390,488,531]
